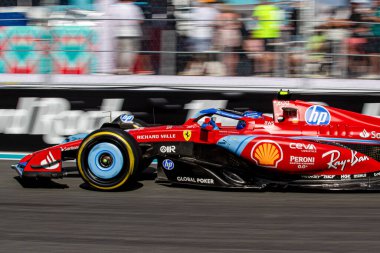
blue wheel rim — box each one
[87,143,124,179]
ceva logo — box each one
[305,105,331,125]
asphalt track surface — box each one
[2,160,380,253]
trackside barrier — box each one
[0,88,379,152]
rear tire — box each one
[77,128,141,191]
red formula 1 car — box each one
[11,92,380,191]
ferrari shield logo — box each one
[183,130,191,141]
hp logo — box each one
[305,105,331,125]
[120,114,134,123]
[162,159,175,170]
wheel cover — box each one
[87,143,124,179]
[77,131,136,190]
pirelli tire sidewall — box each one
[77,128,141,191]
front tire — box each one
[77,128,141,191]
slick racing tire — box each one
[77,128,141,191]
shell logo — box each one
[251,141,283,168]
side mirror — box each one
[277,116,284,122]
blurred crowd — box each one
[3,0,380,78]
[174,0,380,78]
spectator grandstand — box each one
[1,0,380,80]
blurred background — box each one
[1,0,380,151]
[0,0,379,78]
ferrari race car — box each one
[11,92,380,191]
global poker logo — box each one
[162,159,174,170]
[305,105,331,126]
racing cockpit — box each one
[192,108,265,131]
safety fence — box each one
[0,17,380,79]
